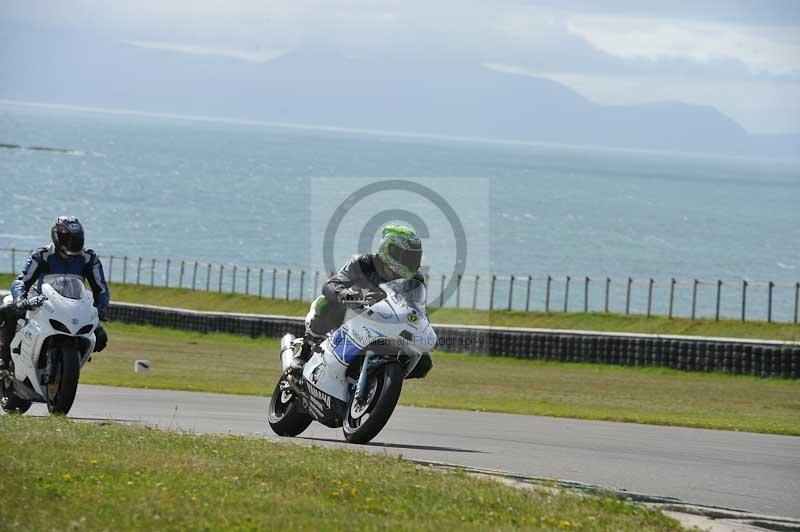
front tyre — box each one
[268,379,312,437]
[47,346,80,415]
[343,362,403,444]
[0,379,31,414]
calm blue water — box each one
[1,103,798,320]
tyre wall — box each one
[109,302,799,378]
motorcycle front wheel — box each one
[343,362,403,444]
[268,379,313,437]
[47,346,80,415]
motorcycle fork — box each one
[355,351,380,403]
[43,348,58,385]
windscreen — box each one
[44,275,86,300]
[382,278,427,313]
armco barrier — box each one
[110,302,800,378]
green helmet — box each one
[377,224,422,279]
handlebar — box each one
[342,300,369,309]
[17,295,47,311]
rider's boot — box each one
[289,333,316,376]
[289,333,321,376]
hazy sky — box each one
[6,0,800,133]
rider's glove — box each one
[337,287,361,304]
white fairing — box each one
[8,275,98,401]
[302,351,349,403]
[295,278,437,403]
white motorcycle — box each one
[1,275,99,415]
[268,277,436,444]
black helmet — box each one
[51,216,85,256]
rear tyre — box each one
[268,379,313,437]
[47,346,80,415]
[343,362,403,444]
[0,379,31,414]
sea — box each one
[1,102,798,321]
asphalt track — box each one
[25,385,800,519]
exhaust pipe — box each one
[279,333,297,372]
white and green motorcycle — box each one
[268,277,436,444]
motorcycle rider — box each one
[290,223,432,378]
[0,217,109,370]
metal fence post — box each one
[245,267,250,295]
[625,277,632,315]
[526,275,532,312]
[271,269,277,299]
[584,276,589,313]
[545,275,552,312]
[715,280,722,322]
[313,271,319,299]
[10,248,15,273]
[668,278,675,319]
[150,258,156,286]
[299,270,305,301]
[231,265,237,294]
[489,275,496,311]
[563,276,570,312]
[192,262,198,290]
[691,279,698,320]
[604,277,610,313]
[647,278,654,318]
[472,275,479,310]
[206,264,212,292]
[767,281,774,323]
[795,282,799,325]
[258,268,264,298]
[122,256,128,284]
[218,265,224,293]
[508,275,514,311]
[136,257,142,285]
[108,256,114,283]
[165,259,171,288]
[439,275,446,308]
[741,280,747,322]
[286,270,291,301]
[456,274,462,308]
[179,260,185,289]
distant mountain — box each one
[1,30,797,159]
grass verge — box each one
[82,323,800,435]
[0,416,683,531]
[2,273,796,341]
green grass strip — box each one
[0,416,683,531]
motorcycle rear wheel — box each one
[47,346,80,415]
[343,362,403,444]
[268,379,312,437]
